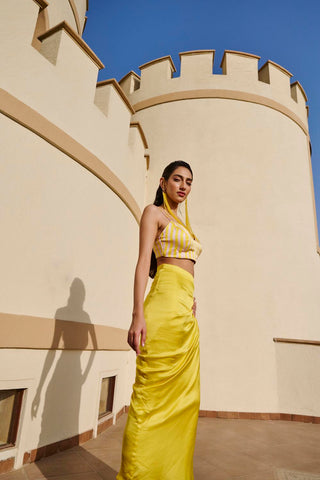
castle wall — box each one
[0,349,130,468]
[0,114,138,327]
[1,0,320,473]
[0,0,143,470]
[45,0,78,32]
[124,51,320,415]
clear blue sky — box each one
[83,0,320,233]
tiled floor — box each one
[2,413,320,479]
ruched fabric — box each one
[116,263,200,480]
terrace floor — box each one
[1,412,320,479]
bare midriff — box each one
[157,257,195,277]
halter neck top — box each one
[153,209,202,262]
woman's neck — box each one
[165,198,178,214]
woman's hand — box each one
[192,297,197,317]
[128,313,147,355]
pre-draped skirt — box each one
[116,263,200,480]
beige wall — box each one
[1,0,320,472]
[275,342,320,416]
[1,1,146,213]
[0,89,139,468]
[0,112,139,328]
[45,0,81,34]
[0,0,142,468]
[125,51,320,415]
[73,0,88,33]
[0,349,133,466]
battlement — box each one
[95,78,134,116]
[120,50,308,133]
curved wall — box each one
[124,51,320,415]
[0,114,137,459]
[1,0,320,473]
[0,0,145,470]
[1,115,138,327]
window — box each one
[0,389,24,449]
[98,377,115,419]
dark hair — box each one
[149,161,193,278]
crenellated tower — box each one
[121,50,308,128]
[0,0,147,471]
[1,2,320,473]
[121,50,320,415]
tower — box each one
[120,50,320,415]
[1,1,320,473]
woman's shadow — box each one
[30,277,118,478]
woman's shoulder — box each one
[140,204,163,225]
[142,204,163,218]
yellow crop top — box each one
[153,209,202,262]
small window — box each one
[0,389,24,449]
[98,377,115,419]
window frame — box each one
[98,376,116,420]
[0,389,25,450]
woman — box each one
[116,161,202,480]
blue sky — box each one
[83,0,320,232]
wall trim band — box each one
[132,89,309,137]
[0,312,130,351]
[0,88,141,223]
[273,337,320,346]
[198,410,320,423]
[67,0,82,35]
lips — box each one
[178,192,185,197]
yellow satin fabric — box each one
[116,263,200,480]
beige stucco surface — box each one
[128,56,320,414]
[45,0,78,32]
[0,0,140,467]
[1,0,320,472]
[0,115,138,327]
[0,348,133,467]
[73,0,88,31]
[126,52,308,129]
[1,1,146,211]
[275,342,320,416]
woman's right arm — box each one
[127,205,158,355]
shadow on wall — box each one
[31,278,98,465]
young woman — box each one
[116,161,202,480]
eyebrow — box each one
[173,174,193,182]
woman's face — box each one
[161,166,193,204]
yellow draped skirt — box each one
[116,263,200,480]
